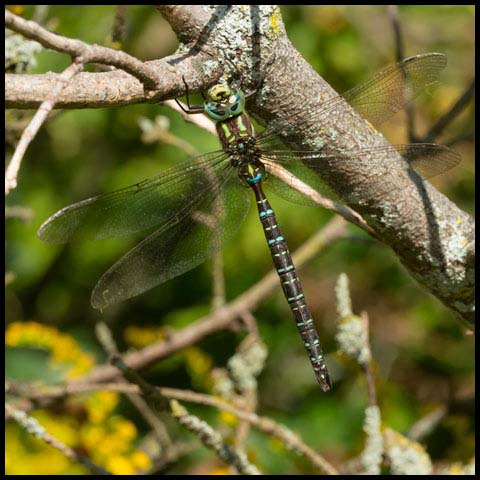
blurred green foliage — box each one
[6,5,474,475]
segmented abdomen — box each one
[253,185,332,391]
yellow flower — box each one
[219,410,238,427]
[85,392,119,424]
[106,455,136,475]
[5,321,94,378]
[130,450,152,471]
[123,325,166,347]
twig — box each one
[5,205,34,221]
[164,99,218,136]
[360,311,377,407]
[407,405,447,441]
[111,356,261,475]
[5,403,111,475]
[5,9,162,90]
[76,216,348,385]
[111,5,127,45]
[158,388,337,475]
[32,5,50,25]
[421,79,475,143]
[228,329,263,452]
[264,161,375,237]
[5,60,83,195]
[95,322,172,450]
[21,380,338,474]
[387,5,416,142]
[387,5,405,63]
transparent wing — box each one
[257,53,447,145]
[91,169,251,310]
[344,53,446,127]
[262,144,461,205]
[37,150,229,243]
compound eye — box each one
[230,102,239,112]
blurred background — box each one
[5,5,474,475]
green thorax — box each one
[204,83,255,153]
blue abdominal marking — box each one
[267,236,284,245]
[246,172,263,183]
[259,209,273,217]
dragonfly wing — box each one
[262,143,460,205]
[37,150,228,243]
[344,53,447,128]
[393,144,461,178]
[256,53,447,145]
[91,171,250,310]
[261,154,338,207]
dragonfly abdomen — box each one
[249,180,332,391]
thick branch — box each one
[5,9,222,108]
[6,53,222,108]
[153,6,474,324]
[262,44,475,323]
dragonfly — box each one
[38,52,460,391]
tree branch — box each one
[153,6,475,324]
[387,5,416,142]
[6,52,222,108]
[6,8,162,90]
[5,8,223,109]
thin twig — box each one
[5,205,34,221]
[5,403,111,475]
[407,405,447,441]
[387,5,416,142]
[111,356,261,475]
[387,5,405,62]
[111,5,127,45]
[5,60,83,195]
[95,322,172,450]
[21,381,338,474]
[264,161,375,237]
[360,311,377,407]
[5,9,163,90]
[164,99,218,136]
[420,79,475,143]
[76,216,348,385]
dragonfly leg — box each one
[174,75,205,115]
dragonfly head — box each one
[204,84,245,121]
